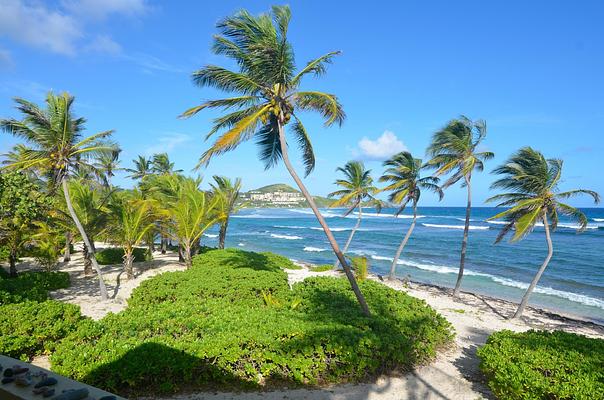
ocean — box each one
[201,207,604,323]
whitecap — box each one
[303,246,328,252]
[421,223,489,230]
[203,233,218,238]
[238,242,245,247]
[270,233,302,240]
[593,218,604,222]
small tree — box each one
[210,176,243,249]
[0,171,50,276]
[108,191,156,279]
[487,147,600,318]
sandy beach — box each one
[20,246,604,400]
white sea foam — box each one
[303,246,328,252]
[238,242,245,247]
[370,255,604,309]
[289,209,339,218]
[203,233,218,238]
[486,220,507,225]
[352,212,424,219]
[593,218,604,222]
[270,233,302,240]
[348,249,376,256]
[273,225,306,229]
[421,223,489,230]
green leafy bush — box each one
[260,251,301,269]
[477,329,604,399]
[0,245,9,262]
[51,249,452,396]
[309,264,332,272]
[350,256,368,281]
[0,301,84,361]
[0,271,70,305]
[96,247,147,265]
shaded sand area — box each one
[21,246,603,400]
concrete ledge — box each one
[0,355,126,400]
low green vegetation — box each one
[309,264,332,272]
[95,247,148,265]
[0,301,84,361]
[477,330,604,399]
[0,271,70,304]
[51,249,453,395]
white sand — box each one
[18,247,603,399]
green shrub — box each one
[0,245,9,262]
[477,329,604,399]
[309,264,332,272]
[51,249,452,396]
[350,256,368,281]
[0,301,84,361]
[260,251,301,269]
[96,247,147,265]
[0,271,70,305]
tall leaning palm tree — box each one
[152,153,183,175]
[210,175,243,249]
[487,147,599,318]
[180,6,371,315]
[93,149,121,187]
[0,92,117,300]
[379,152,443,280]
[328,161,380,269]
[426,116,494,297]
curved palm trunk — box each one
[333,205,362,269]
[453,175,472,297]
[218,219,229,249]
[63,231,72,262]
[277,121,371,316]
[61,178,108,300]
[513,214,554,319]
[388,203,417,280]
[182,242,193,268]
[8,252,17,277]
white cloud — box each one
[62,0,148,20]
[355,131,408,160]
[143,133,192,156]
[124,52,183,73]
[86,35,122,54]
[0,0,81,55]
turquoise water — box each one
[202,207,604,323]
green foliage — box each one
[0,246,9,262]
[51,249,452,396]
[350,256,368,281]
[309,264,332,272]
[96,247,147,265]
[0,271,70,305]
[259,251,301,269]
[0,301,84,361]
[477,330,604,399]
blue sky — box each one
[1,0,603,207]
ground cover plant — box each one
[477,329,604,399]
[0,271,70,304]
[51,249,453,396]
[95,247,148,265]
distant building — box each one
[249,190,304,205]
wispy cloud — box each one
[0,46,13,69]
[0,0,150,57]
[143,133,192,156]
[352,131,408,161]
[0,79,51,100]
[123,52,184,73]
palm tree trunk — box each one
[334,204,362,269]
[389,203,417,280]
[63,231,72,262]
[183,243,193,268]
[61,178,108,300]
[8,251,17,277]
[218,219,229,249]
[123,249,134,280]
[161,237,167,254]
[513,214,554,319]
[83,245,93,276]
[277,120,371,317]
[453,174,472,297]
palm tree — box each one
[93,149,121,187]
[108,191,156,279]
[426,116,494,297]
[210,176,243,249]
[379,152,443,280]
[487,147,599,318]
[167,177,223,268]
[151,153,182,175]
[180,6,371,315]
[126,155,152,180]
[328,161,381,269]
[0,92,117,300]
